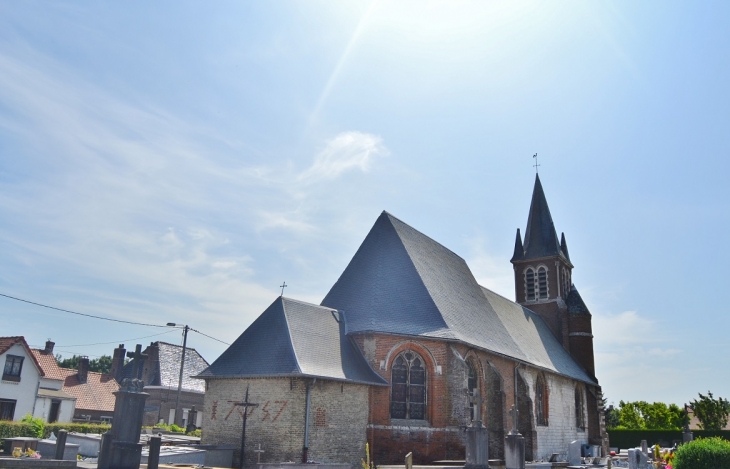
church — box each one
[196,175,606,466]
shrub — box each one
[20,414,45,438]
[0,421,42,439]
[44,422,110,438]
[186,429,201,437]
[673,437,730,469]
[168,424,184,433]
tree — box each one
[691,391,730,430]
[612,400,684,430]
[55,354,114,374]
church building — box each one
[197,175,606,466]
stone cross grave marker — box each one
[468,389,484,425]
[508,404,519,435]
[126,344,148,379]
[230,386,259,469]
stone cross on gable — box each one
[508,404,520,435]
[126,344,148,379]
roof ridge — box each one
[383,211,465,261]
[282,296,337,311]
[279,297,303,374]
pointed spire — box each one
[560,232,570,262]
[522,174,562,260]
[510,228,524,262]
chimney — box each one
[111,344,126,382]
[44,340,55,354]
[78,356,90,384]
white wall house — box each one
[0,337,44,421]
[31,342,76,423]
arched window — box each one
[535,374,549,426]
[575,386,585,430]
[562,267,571,297]
[537,266,548,299]
[391,351,427,420]
[525,268,536,301]
[467,361,478,421]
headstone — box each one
[640,440,648,455]
[97,344,150,469]
[55,430,68,460]
[567,440,581,466]
[148,435,161,469]
[465,390,490,469]
[627,448,648,469]
[405,452,413,469]
[504,404,524,469]
[682,428,693,442]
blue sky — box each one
[1,1,728,406]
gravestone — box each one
[567,440,581,466]
[504,404,525,469]
[465,390,490,469]
[97,344,150,469]
[640,440,648,455]
[627,448,648,469]
[405,452,413,469]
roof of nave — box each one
[321,210,597,384]
[196,296,388,386]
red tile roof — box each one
[31,348,119,413]
[0,336,44,376]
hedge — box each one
[0,421,110,440]
[608,430,730,450]
[673,437,730,469]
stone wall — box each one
[142,387,204,426]
[201,377,370,467]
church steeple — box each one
[511,229,524,262]
[560,232,571,263]
[522,174,563,260]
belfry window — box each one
[525,267,548,301]
[525,268,536,300]
[537,266,548,299]
[391,351,427,420]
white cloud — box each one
[297,131,388,184]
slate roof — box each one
[512,174,570,263]
[31,348,119,412]
[322,211,597,384]
[197,297,388,386]
[566,285,591,315]
[0,337,44,376]
[121,342,209,393]
[154,342,209,393]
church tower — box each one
[511,174,595,378]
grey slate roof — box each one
[155,342,209,392]
[566,285,591,315]
[196,297,388,386]
[121,342,209,393]
[514,174,569,262]
[322,211,597,384]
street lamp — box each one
[167,323,189,427]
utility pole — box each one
[168,323,189,427]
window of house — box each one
[467,361,478,421]
[0,399,16,421]
[535,374,548,426]
[525,268,536,300]
[575,386,585,430]
[537,266,548,299]
[391,351,427,420]
[2,355,24,382]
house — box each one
[198,175,606,466]
[30,341,76,423]
[113,341,209,427]
[0,337,46,421]
[32,341,119,423]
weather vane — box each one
[280,281,287,296]
[533,153,540,173]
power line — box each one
[34,330,177,348]
[2,292,230,346]
[190,327,230,345]
[0,292,173,328]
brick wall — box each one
[201,377,370,467]
[353,333,601,463]
[142,388,204,426]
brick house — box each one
[32,341,118,423]
[114,341,209,427]
[199,175,605,465]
